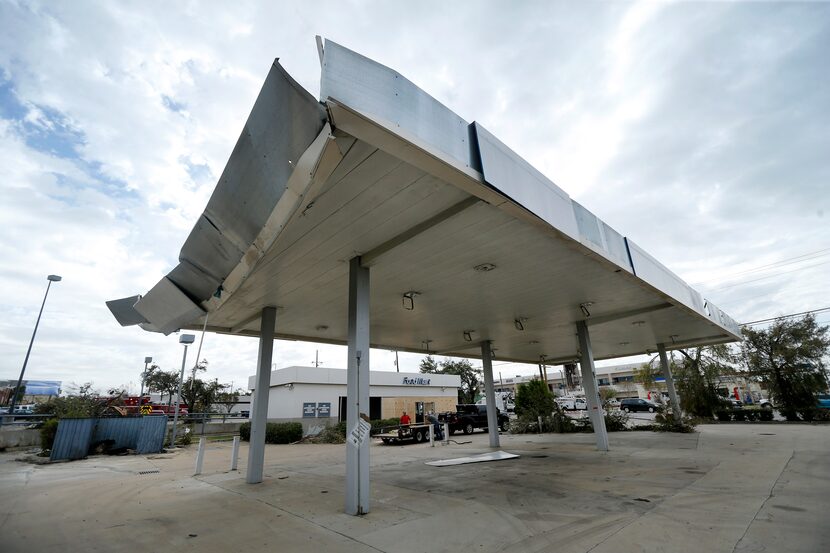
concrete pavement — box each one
[0,423,827,552]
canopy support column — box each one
[345,257,370,515]
[576,321,609,451]
[247,306,276,484]
[480,340,500,448]
[657,343,681,415]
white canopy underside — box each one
[108,40,741,364]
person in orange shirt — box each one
[400,411,411,425]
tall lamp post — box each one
[4,274,61,424]
[138,356,153,416]
[170,334,195,447]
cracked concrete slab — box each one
[1,424,828,552]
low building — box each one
[494,361,768,404]
[248,366,460,428]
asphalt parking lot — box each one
[1,423,828,552]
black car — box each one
[620,398,661,413]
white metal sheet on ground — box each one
[425,450,520,467]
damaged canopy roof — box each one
[107,39,741,363]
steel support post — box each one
[657,343,681,415]
[345,257,370,515]
[576,321,609,451]
[246,306,276,484]
[194,436,206,475]
[480,341,500,448]
[230,435,240,471]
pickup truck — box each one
[441,404,510,435]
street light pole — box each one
[170,334,195,447]
[4,275,61,424]
[138,356,152,416]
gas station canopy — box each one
[108,40,741,363]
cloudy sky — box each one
[0,1,827,394]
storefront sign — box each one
[402,377,431,385]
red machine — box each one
[122,396,187,416]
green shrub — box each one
[654,412,697,433]
[715,410,731,422]
[745,410,759,422]
[40,418,59,450]
[510,406,579,434]
[312,421,347,443]
[515,379,556,421]
[799,407,816,422]
[759,409,774,421]
[604,410,630,432]
[812,409,830,422]
[733,410,746,421]
[508,418,539,434]
[265,422,303,444]
[239,421,303,443]
[176,425,193,446]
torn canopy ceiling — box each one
[107,39,741,363]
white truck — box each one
[555,396,587,411]
[476,391,515,413]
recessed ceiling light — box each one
[528,340,539,345]
[474,263,496,272]
[631,320,646,326]
[316,325,328,331]
[619,341,630,346]
[463,330,473,342]
[402,291,420,310]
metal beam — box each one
[247,306,276,484]
[576,321,609,451]
[229,310,270,334]
[360,197,481,267]
[480,341,500,448]
[345,256,370,515]
[657,343,680,415]
[585,303,673,326]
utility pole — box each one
[395,350,399,372]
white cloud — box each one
[0,0,828,391]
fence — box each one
[50,416,168,461]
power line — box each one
[741,306,830,326]
[692,246,830,287]
[703,259,830,293]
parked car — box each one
[759,398,773,410]
[555,397,587,411]
[725,398,743,408]
[604,398,620,409]
[620,398,661,413]
[817,394,830,409]
[440,404,510,434]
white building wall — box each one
[249,366,460,420]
